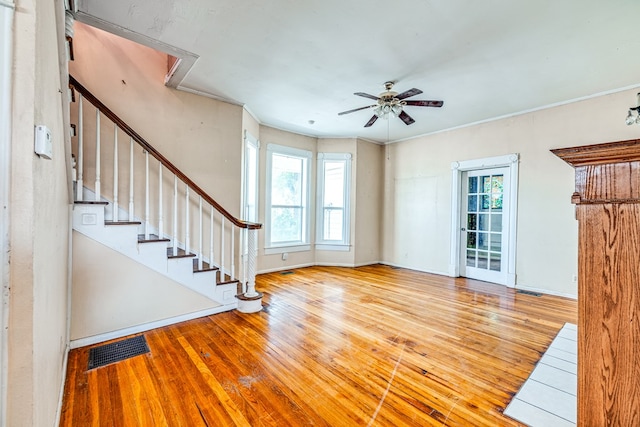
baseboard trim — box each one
[381,261,449,277]
[314,261,382,268]
[353,261,382,268]
[54,342,70,427]
[515,284,577,300]
[69,304,235,349]
[257,262,315,275]
[257,261,382,275]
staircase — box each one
[69,75,263,314]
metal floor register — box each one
[87,335,150,370]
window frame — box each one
[264,143,312,253]
[241,130,259,223]
[316,153,351,251]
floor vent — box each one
[88,335,150,370]
[516,290,542,297]
[280,271,294,275]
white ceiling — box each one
[75,0,640,143]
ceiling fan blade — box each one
[404,100,444,108]
[398,110,415,125]
[354,92,380,101]
[338,105,376,115]
[364,115,378,127]
[395,88,423,100]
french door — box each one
[459,167,511,284]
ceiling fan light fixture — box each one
[626,110,635,125]
[338,81,443,127]
[625,92,640,125]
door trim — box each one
[0,2,13,424]
[449,154,519,286]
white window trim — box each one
[240,130,259,222]
[315,153,351,250]
[265,143,312,251]
[449,153,519,286]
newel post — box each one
[236,228,263,313]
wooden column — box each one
[552,139,640,426]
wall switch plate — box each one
[34,125,52,159]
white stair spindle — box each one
[112,124,118,221]
[220,216,225,282]
[94,109,101,200]
[77,94,84,201]
[128,138,134,221]
[231,225,235,280]
[198,197,203,270]
[210,206,214,275]
[158,164,164,238]
[185,185,190,254]
[172,175,178,256]
[144,150,150,239]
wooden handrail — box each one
[69,75,262,230]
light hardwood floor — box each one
[60,264,577,426]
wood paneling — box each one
[551,139,640,167]
[578,204,640,425]
[554,140,640,426]
[60,265,576,426]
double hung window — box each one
[265,144,311,251]
[316,153,351,249]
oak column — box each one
[553,139,640,426]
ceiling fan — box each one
[338,81,444,127]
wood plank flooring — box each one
[60,264,577,426]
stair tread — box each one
[105,221,142,225]
[74,200,109,205]
[192,259,219,273]
[166,248,196,259]
[138,234,170,243]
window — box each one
[316,153,351,250]
[265,144,312,252]
[241,131,259,223]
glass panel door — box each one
[460,167,510,284]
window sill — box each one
[264,245,310,255]
[315,244,351,252]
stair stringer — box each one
[72,203,239,309]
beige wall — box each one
[69,23,244,217]
[71,233,219,340]
[382,88,640,297]
[8,0,71,425]
[354,139,383,266]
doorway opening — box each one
[449,154,519,286]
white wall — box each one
[8,0,71,425]
[382,88,640,297]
